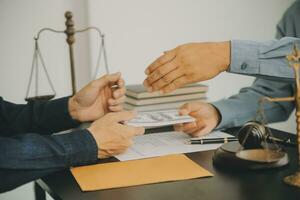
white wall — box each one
[0,0,91,104]
[0,0,296,199]
[0,0,89,199]
[87,0,296,133]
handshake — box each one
[71,42,230,159]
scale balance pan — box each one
[212,141,289,170]
[236,149,287,163]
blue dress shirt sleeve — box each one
[229,37,299,81]
[211,1,299,130]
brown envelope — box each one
[71,154,213,191]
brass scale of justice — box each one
[25,11,109,101]
[25,11,300,188]
[213,44,300,187]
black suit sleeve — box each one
[0,97,80,136]
[0,97,98,193]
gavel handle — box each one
[268,136,297,147]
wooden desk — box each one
[35,128,300,200]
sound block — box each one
[212,141,289,170]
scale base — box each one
[212,141,289,170]
[284,172,300,187]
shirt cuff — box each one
[54,129,98,167]
[46,97,81,130]
[229,40,260,75]
[211,100,237,130]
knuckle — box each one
[180,59,188,67]
[156,69,163,77]
[181,102,189,108]
[156,58,163,66]
[172,81,179,88]
[188,72,196,80]
[99,75,109,84]
[106,112,114,119]
[176,45,183,52]
[148,75,155,83]
[119,98,125,104]
[120,87,126,94]
[191,132,201,137]
[162,75,169,83]
[90,80,98,87]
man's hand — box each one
[87,111,145,158]
[174,101,221,137]
[68,72,126,122]
[144,42,230,93]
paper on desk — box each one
[71,154,213,191]
[116,131,234,161]
[126,109,195,128]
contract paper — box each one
[115,131,234,161]
[126,109,195,128]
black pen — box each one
[189,137,238,144]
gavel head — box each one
[237,121,267,149]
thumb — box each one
[122,125,145,137]
[179,102,204,116]
[94,72,121,89]
[107,111,137,123]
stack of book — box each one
[124,84,208,112]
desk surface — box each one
[37,128,300,200]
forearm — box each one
[211,79,295,129]
[229,37,299,81]
[0,129,98,192]
[0,130,97,170]
[0,97,80,136]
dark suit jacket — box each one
[0,97,97,192]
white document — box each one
[115,131,234,161]
[126,109,194,128]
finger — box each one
[114,139,134,150]
[146,61,178,85]
[145,50,176,75]
[105,140,133,156]
[99,150,110,159]
[109,105,123,112]
[184,127,199,135]
[107,149,126,156]
[107,110,136,122]
[108,96,126,106]
[151,68,182,91]
[103,139,133,151]
[143,79,151,92]
[190,126,210,137]
[161,75,189,94]
[109,96,126,106]
[189,120,207,137]
[179,101,204,116]
[117,78,125,88]
[182,121,198,131]
[181,122,198,134]
[120,124,145,137]
[112,87,126,99]
[174,123,183,132]
[93,72,122,89]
